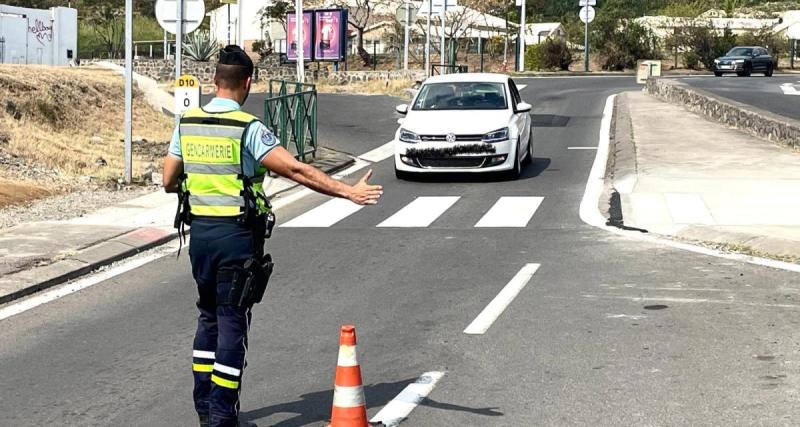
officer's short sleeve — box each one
[246,121,279,164]
[168,126,182,159]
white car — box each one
[393,73,533,180]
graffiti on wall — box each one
[29,19,53,45]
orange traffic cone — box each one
[330,325,369,427]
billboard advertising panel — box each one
[314,9,347,61]
[286,11,313,61]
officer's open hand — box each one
[348,169,383,205]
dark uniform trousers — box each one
[189,218,265,427]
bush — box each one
[738,27,788,60]
[183,31,221,62]
[682,26,737,70]
[595,21,661,71]
[684,51,701,70]
[524,39,573,71]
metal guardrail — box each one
[264,79,318,161]
[431,64,469,75]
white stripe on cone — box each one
[337,345,359,367]
[333,385,366,408]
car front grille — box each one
[417,157,486,168]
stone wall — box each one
[646,77,800,149]
[99,58,422,85]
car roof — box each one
[732,46,762,49]
[423,73,510,84]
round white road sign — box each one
[579,6,596,24]
[155,0,205,35]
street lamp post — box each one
[518,0,526,72]
[295,0,304,83]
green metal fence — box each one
[264,79,318,161]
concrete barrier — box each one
[646,77,800,149]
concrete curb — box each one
[605,91,800,263]
[0,149,355,306]
[0,227,176,305]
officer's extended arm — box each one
[262,147,382,206]
[163,155,184,193]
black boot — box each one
[198,414,210,427]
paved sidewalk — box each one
[0,147,353,304]
[611,91,800,261]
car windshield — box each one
[412,82,508,111]
[726,47,754,56]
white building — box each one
[0,4,77,65]
[524,23,566,45]
[208,1,287,51]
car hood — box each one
[718,56,750,61]
[401,109,513,135]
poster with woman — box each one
[286,11,313,61]
[314,9,347,61]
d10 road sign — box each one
[579,6,596,23]
[175,75,201,115]
[579,0,597,5]
[156,0,205,35]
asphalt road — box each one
[3,77,800,426]
[677,74,800,119]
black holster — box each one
[217,254,274,308]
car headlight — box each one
[483,127,509,143]
[399,128,420,144]
[714,59,721,64]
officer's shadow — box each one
[240,378,503,426]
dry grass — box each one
[252,78,417,99]
[0,65,173,181]
[0,178,52,208]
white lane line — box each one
[517,84,528,90]
[370,371,445,427]
[358,140,395,163]
[0,242,182,321]
[280,198,363,228]
[377,197,460,228]
[664,193,715,225]
[579,94,800,274]
[464,263,540,335]
[474,197,544,228]
[568,146,598,150]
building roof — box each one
[526,22,562,36]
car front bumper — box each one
[715,63,745,72]
[394,139,516,173]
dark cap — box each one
[219,45,254,75]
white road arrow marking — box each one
[780,83,800,95]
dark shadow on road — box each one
[399,158,551,184]
[241,378,503,426]
[531,114,570,127]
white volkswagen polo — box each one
[393,73,533,180]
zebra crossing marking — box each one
[280,198,364,228]
[474,197,544,228]
[376,197,461,228]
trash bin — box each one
[637,60,662,84]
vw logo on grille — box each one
[445,133,457,143]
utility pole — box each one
[175,0,183,124]
[425,0,432,77]
[295,0,304,83]
[238,0,245,47]
[440,0,446,69]
[124,0,133,184]
[403,2,410,70]
[518,0,526,72]
[584,6,589,72]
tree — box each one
[258,0,290,35]
[88,4,125,59]
[333,0,387,65]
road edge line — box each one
[463,263,540,335]
[579,93,800,274]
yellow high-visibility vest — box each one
[179,108,269,217]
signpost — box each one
[124,0,133,184]
[518,0,526,72]
[175,75,201,115]
[420,0,457,70]
[579,3,595,72]
[221,0,236,45]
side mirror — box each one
[395,104,409,115]
[516,102,532,113]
